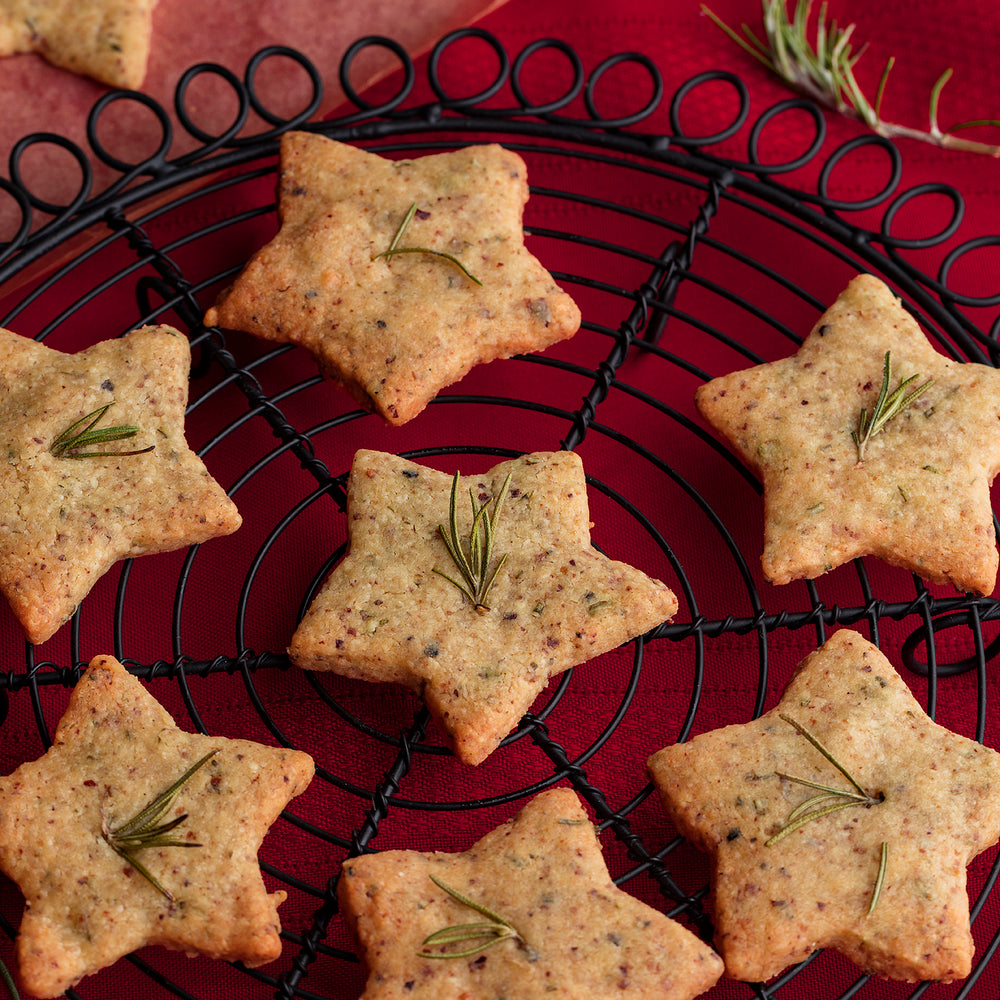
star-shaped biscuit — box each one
[0,0,158,88]
[0,324,241,643]
[0,654,314,998]
[203,132,581,425]
[339,787,724,1000]
[695,273,1000,594]
[288,449,678,765]
[647,628,1000,983]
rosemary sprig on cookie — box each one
[434,471,512,612]
[767,714,888,912]
[767,713,882,843]
[419,874,526,959]
[51,402,154,460]
[701,0,1000,157]
[852,351,933,462]
[101,750,217,900]
[373,202,483,285]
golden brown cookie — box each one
[647,628,1000,983]
[339,787,724,1000]
[204,132,581,425]
[288,449,678,765]
[0,654,314,998]
[695,273,1000,594]
[0,324,242,643]
[0,0,158,88]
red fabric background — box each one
[0,1,999,998]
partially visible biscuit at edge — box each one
[0,0,159,88]
[0,324,241,643]
[648,628,1000,983]
[0,654,314,998]
[339,787,724,999]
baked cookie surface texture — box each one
[695,273,1000,594]
[0,0,158,88]
[0,324,242,643]
[647,628,1000,983]
[0,654,315,999]
[339,787,724,1000]
[288,449,678,765]
[204,132,582,425]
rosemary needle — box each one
[0,956,17,1000]
[868,841,889,915]
[766,712,880,846]
[372,202,483,286]
[101,749,218,901]
[50,402,154,460]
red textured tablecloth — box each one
[0,1,999,998]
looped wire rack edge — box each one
[0,28,998,1000]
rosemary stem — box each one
[779,714,869,797]
[702,0,1000,158]
[852,352,933,462]
[373,202,483,284]
[433,471,511,611]
[50,402,154,459]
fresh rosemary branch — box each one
[702,0,1000,157]
[851,351,933,462]
[433,471,512,612]
[419,874,525,959]
[372,202,483,285]
[101,750,218,900]
[767,714,887,912]
[50,402,154,460]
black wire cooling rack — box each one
[1,27,1000,1000]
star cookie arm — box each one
[0,0,158,88]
